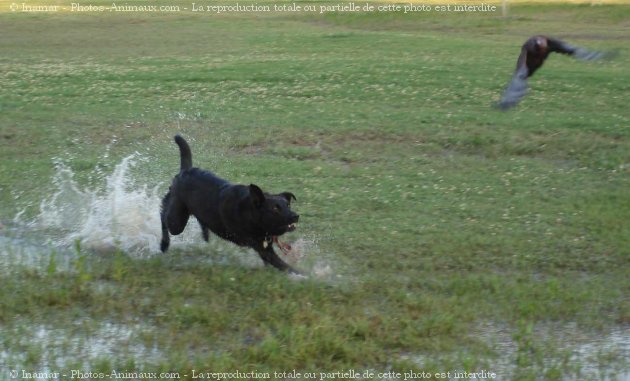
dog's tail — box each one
[174,135,192,172]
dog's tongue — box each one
[273,236,292,255]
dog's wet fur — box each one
[160,135,301,274]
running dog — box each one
[160,135,301,274]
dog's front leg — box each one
[255,242,302,275]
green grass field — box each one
[1,2,629,380]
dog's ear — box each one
[249,184,265,208]
[280,192,296,205]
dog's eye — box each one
[273,205,281,213]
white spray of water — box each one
[33,154,166,255]
[284,237,334,281]
[28,154,336,279]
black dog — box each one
[160,135,301,274]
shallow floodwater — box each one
[1,153,337,376]
[399,322,630,381]
[1,155,626,379]
[8,154,327,265]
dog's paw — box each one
[160,239,170,252]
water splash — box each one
[283,237,335,281]
[27,154,333,277]
[32,154,167,255]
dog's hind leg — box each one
[160,192,172,252]
[255,243,302,275]
[160,192,190,253]
[167,202,190,235]
[160,215,171,252]
[198,220,210,242]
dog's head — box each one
[249,184,299,236]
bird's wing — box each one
[497,48,530,110]
[547,37,609,61]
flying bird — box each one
[497,35,614,110]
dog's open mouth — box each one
[271,223,297,255]
[273,236,292,255]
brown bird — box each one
[497,35,614,110]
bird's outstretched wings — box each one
[497,48,530,110]
[547,37,613,61]
[497,36,615,110]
